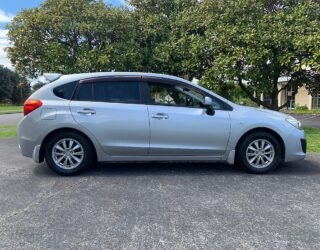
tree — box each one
[31,81,46,91]
[6,0,320,110]
[184,0,320,110]
[6,0,138,77]
[128,0,199,77]
[11,81,31,104]
[0,65,30,104]
[0,66,15,101]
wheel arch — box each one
[235,127,285,160]
[39,127,98,163]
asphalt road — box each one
[291,114,320,128]
[1,138,320,249]
[0,113,319,128]
[0,113,22,125]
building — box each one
[276,77,320,110]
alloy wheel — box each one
[245,139,275,169]
[51,138,84,170]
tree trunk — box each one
[271,96,279,111]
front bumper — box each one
[284,129,306,162]
[300,138,307,154]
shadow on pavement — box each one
[33,158,320,177]
[275,160,320,176]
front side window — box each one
[148,82,225,109]
[149,83,205,108]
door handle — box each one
[77,108,96,115]
[151,113,169,120]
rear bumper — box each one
[32,145,41,163]
[18,138,37,158]
[17,115,41,162]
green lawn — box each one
[0,125,17,138]
[304,127,320,153]
[283,109,320,114]
[0,105,23,114]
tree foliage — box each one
[7,0,138,76]
[0,66,30,104]
[177,0,320,109]
[6,0,320,110]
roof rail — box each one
[43,73,63,83]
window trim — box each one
[141,77,233,111]
[72,76,144,105]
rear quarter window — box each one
[53,82,77,100]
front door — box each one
[145,80,231,156]
[69,77,150,156]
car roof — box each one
[33,72,235,107]
[57,72,191,85]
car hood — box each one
[236,105,294,119]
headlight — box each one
[286,117,301,129]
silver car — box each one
[18,72,306,175]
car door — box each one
[69,77,150,156]
[144,78,231,156]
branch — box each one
[237,78,270,108]
[278,100,290,110]
[277,84,287,93]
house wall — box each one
[277,83,312,109]
[295,86,312,109]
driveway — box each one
[0,138,320,249]
[291,114,320,128]
[0,113,22,126]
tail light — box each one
[24,99,43,116]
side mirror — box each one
[204,96,215,116]
[204,96,213,106]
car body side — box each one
[18,72,306,165]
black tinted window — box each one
[53,82,76,100]
[93,82,140,104]
[77,83,93,101]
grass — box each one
[283,109,320,114]
[0,125,17,138]
[0,104,23,114]
[303,127,320,153]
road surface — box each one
[0,138,320,249]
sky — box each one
[0,0,126,69]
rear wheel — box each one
[45,131,94,176]
[236,132,282,174]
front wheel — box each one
[45,131,94,176]
[236,132,282,174]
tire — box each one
[45,131,94,176]
[236,131,282,174]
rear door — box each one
[69,77,150,156]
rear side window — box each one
[76,83,93,101]
[53,82,77,100]
[93,82,141,104]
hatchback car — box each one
[18,72,306,175]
